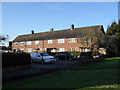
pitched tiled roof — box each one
[12,25,105,42]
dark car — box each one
[80,52,93,59]
[55,52,77,60]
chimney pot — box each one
[31,30,34,34]
[50,28,54,31]
[70,24,74,30]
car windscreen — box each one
[40,53,49,56]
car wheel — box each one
[56,57,59,61]
[69,58,72,61]
[31,59,33,63]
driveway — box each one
[3,60,78,83]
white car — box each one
[30,52,55,63]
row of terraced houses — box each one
[12,24,105,53]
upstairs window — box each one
[68,38,77,43]
[27,41,31,45]
[20,42,25,46]
[48,40,52,44]
[58,39,64,43]
[14,42,18,45]
[83,37,89,42]
[35,41,39,45]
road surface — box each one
[3,60,78,83]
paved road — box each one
[32,60,78,69]
[3,60,78,83]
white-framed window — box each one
[44,48,47,51]
[68,38,77,43]
[33,48,40,51]
[20,42,25,46]
[58,39,64,43]
[14,42,18,45]
[27,41,31,45]
[69,47,76,51]
[48,40,52,44]
[59,48,64,52]
[26,48,32,52]
[83,37,89,42]
[35,41,39,45]
[51,49,56,52]
[85,48,91,52]
[20,48,24,51]
[75,47,78,51]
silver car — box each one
[30,52,55,63]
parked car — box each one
[30,52,56,63]
[55,52,77,60]
[80,52,93,59]
[78,52,94,64]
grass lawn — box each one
[72,57,120,70]
[2,57,120,89]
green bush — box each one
[2,53,31,68]
[68,51,81,56]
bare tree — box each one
[76,30,105,52]
[0,35,9,46]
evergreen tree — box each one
[106,20,120,57]
[106,21,118,35]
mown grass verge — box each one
[72,57,120,70]
[2,57,120,89]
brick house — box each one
[12,24,105,53]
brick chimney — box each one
[31,30,34,34]
[70,24,74,30]
[50,28,54,31]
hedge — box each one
[2,53,31,68]
[68,51,81,56]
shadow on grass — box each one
[72,57,120,70]
[2,68,120,89]
[2,57,120,89]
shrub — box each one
[2,52,31,68]
[68,51,81,57]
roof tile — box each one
[12,25,104,42]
